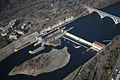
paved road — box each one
[0,32,39,62]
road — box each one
[0,32,39,61]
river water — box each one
[0,2,120,80]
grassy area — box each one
[101,46,120,80]
[88,67,97,80]
[88,70,95,80]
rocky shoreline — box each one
[9,47,70,76]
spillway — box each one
[65,32,93,46]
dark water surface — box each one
[0,2,120,80]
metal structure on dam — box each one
[83,5,120,24]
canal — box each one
[0,2,120,80]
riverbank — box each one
[9,47,70,76]
[73,35,120,80]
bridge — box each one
[83,5,120,24]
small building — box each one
[93,41,104,46]
[21,23,26,29]
[16,30,24,35]
[9,33,18,40]
[8,19,17,28]
[0,29,9,37]
[0,28,4,31]
[21,23,31,29]
[1,31,7,36]
[92,41,105,51]
[45,17,50,21]
[9,35,18,40]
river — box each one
[0,2,120,80]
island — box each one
[9,47,70,76]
